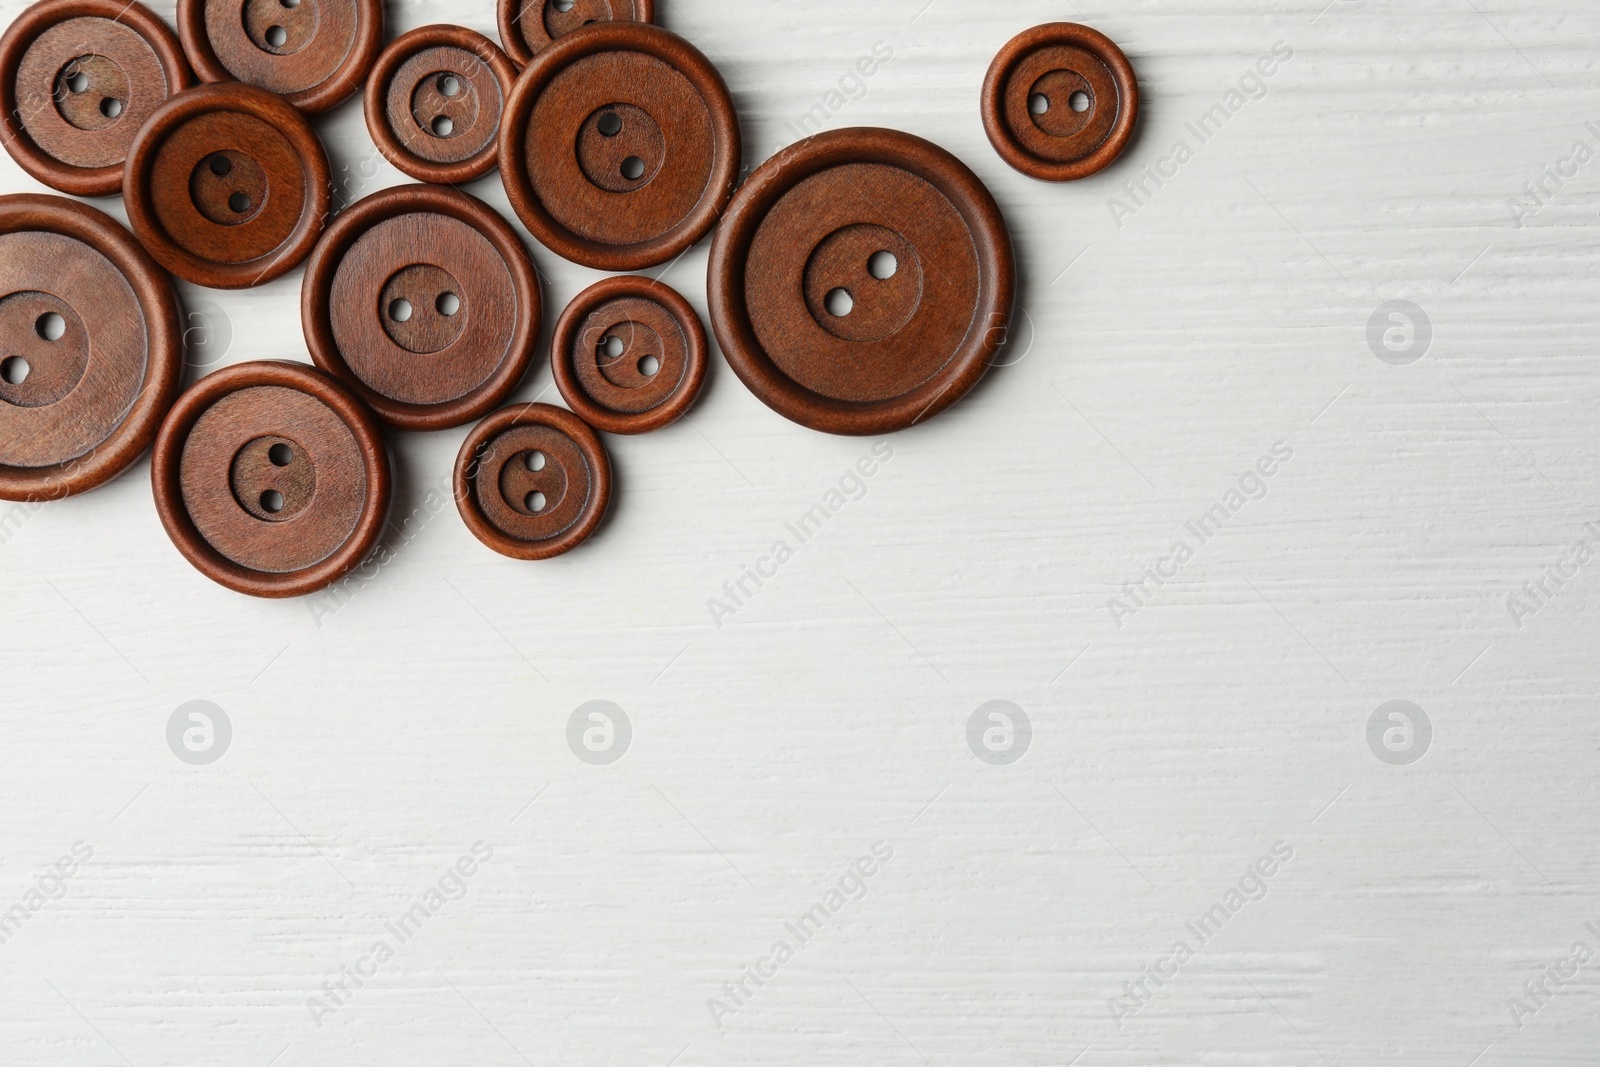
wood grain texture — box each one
[0,1,1598,1066]
[496,0,652,68]
[176,0,382,113]
[0,0,192,195]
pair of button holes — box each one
[1,313,67,385]
[389,293,461,321]
[824,250,899,319]
[1030,90,1091,115]
[259,442,294,515]
[60,66,123,118]
[524,449,546,514]
[598,333,659,378]
[595,110,646,181]
[430,74,461,136]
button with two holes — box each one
[0,0,193,196]
[177,0,382,113]
[497,0,653,67]
[455,403,610,560]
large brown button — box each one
[707,128,1015,437]
[151,360,391,598]
[0,194,182,501]
[124,83,330,289]
[551,275,705,435]
[498,23,740,271]
[497,0,653,68]
[176,0,381,113]
[0,0,192,197]
[364,25,516,185]
[455,403,610,560]
[301,184,541,431]
[981,23,1138,182]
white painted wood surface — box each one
[1,0,1597,1063]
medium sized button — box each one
[0,194,182,500]
[982,23,1138,182]
[708,128,1016,437]
[455,403,610,560]
[551,276,706,435]
[0,0,192,196]
[177,0,381,113]
[499,22,740,271]
[301,184,541,431]
[365,25,516,185]
[124,83,330,289]
[151,360,391,597]
[497,0,653,68]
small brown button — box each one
[499,22,740,271]
[497,0,653,68]
[0,193,182,501]
[0,0,192,197]
[981,22,1138,182]
[707,128,1015,437]
[301,183,541,431]
[151,360,391,598]
[124,83,330,289]
[455,403,610,560]
[364,25,516,185]
[176,0,381,114]
[551,275,705,435]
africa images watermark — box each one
[1106,840,1295,1029]
[1505,523,1600,630]
[706,441,895,628]
[706,841,894,1029]
[776,39,896,150]
[0,841,93,948]
[1108,41,1294,229]
[1506,925,1600,1030]
[306,841,495,1027]
[1505,123,1600,228]
[1107,441,1294,629]
[307,473,457,628]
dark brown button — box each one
[454,403,610,560]
[0,194,182,501]
[0,0,192,197]
[124,83,330,289]
[498,22,739,271]
[497,0,653,68]
[151,360,391,598]
[301,184,541,431]
[707,128,1015,437]
[364,25,516,185]
[551,276,706,435]
[981,22,1138,182]
[176,0,381,114]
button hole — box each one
[268,443,292,466]
[638,355,660,376]
[389,298,413,322]
[824,288,854,317]
[620,156,645,180]
[525,490,547,513]
[436,292,460,316]
[868,251,898,280]
[1,356,29,384]
[1069,90,1091,112]
[265,25,287,47]
[260,489,284,513]
[526,450,546,472]
[36,312,64,341]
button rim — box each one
[980,22,1139,183]
[551,274,706,435]
[496,0,655,69]
[364,23,517,185]
[151,359,392,598]
[454,402,611,561]
[707,127,1016,437]
[300,182,542,431]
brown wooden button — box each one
[498,22,740,271]
[550,275,705,435]
[497,0,653,68]
[0,0,192,197]
[301,184,541,431]
[176,0,381,113]
[454,403,610,560]
[364,25,516,185]
[151,360,391,598]
[0,193,182,501]
[124,82,330,289]
[981,23,1138,182]
[707,128,1015,437]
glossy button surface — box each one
[708,128,1015,436]
[177,0,381,113]
[497,0,652,67]
[0,194,182,500]
[551,275,706,435]
[0,0,192,196]
[455,403,610,560]
[981,22,1138,182]
[124,83,330,289]
[365,24,516,184]
[151,360,391,597]
[499,22,739,271]
[301,184,541,431]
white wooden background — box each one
[2,0,1598,1063]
